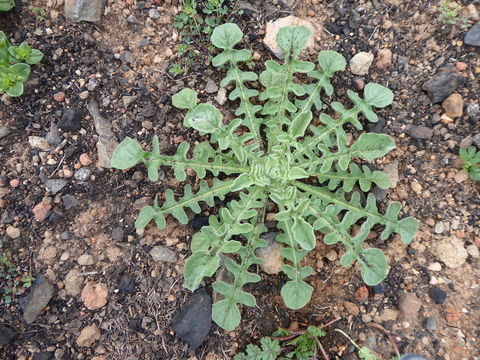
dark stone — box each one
[366,117,385,133]
[349,10,361,29]
[371,283,388,295]
[33,351,54,360]
[406,125,433,140]
[138,38,150,47]
[111,226,124,241]
[425,317,437,331]
[248,33,258,42]
[141,103,157,118]
[171,288,212,348]
[428,286,446,304]
[118,275,135,294]
[422,71,466,103]
[59,108,84,131]
[22,276,54,324]
[0,325,16,345]
[464,24,480,47]
[189,216,209,230]
[324,22,341,35]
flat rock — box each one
[428,286,446,304]
[46,122,62,146]
[464,23,480,46]
[382,161,399,188]
[433,236,468,268]
[398,292,422,319]
[375,49,393,69]
[0,325,16,345]
[264,16,316,59]
[205,79,218,94]
[350,52,374,75]
[64,269,83,296]
[149,246,177,263]
[406,125,433,140]
[76,324,100,347]
[64,0,106,22]
[118,275,135,294]
[59,108,84,131]
[256,232,284,275]
[28,136,52,151]
[45,179,67,195]
[87,100,118,168]
[22,276,54,324]
[62,194,78,209]
[171,289,212,348]
[81,282,108,310]
[77,254,94,266]
[32,202,52,222]
[422,71,466,103]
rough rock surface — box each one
[76,324,101,347]
[22,276,54,324]
[64,0,106,22]
[433,236,468,269]
[350,52,374,75]
[81,282,108,310]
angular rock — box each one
[0,325,15,345]
[382,161,399,188]
[376,49,393,69]
[350,52,374,75]
[406,125,433,140]
[81,282,108,310]
[87,100,119,168]
[62,194,78,209]
[149,246,177,263]
[45,122,62,146]
[33,351,54,360]
[466,103,480,117]
[22,276,54,324]
[45,179,67,195]
[464,23,480,47]
[59,108,84,131]
[64,269,83,296]
[422,71,466,103]
[33,202,52,222]
[433,236,468,268]
[256,232,284,275]
[118,275,135,294]
[264,16,316,59]
[6,226,20,239]
[28,136,52,151]
[442,93,464,118]
[205,79,218,94]
[398,292,421,319]
[64,0,106,22]
[76,324,100,347]
[428,286,446,305]
[77,254,94,266]
[74,167,91,181]
[171,289,212,348]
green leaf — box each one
[358,248,388,286]
[364,83,394,108]
[111,137,145,169]
[184,251,220,290]
[350,133,396,161]
[5,82,23,97]
[358,347,378,360]
[292,217,315,250]
[184,103,222,134]
[234,337,281,360]
[276,25,311,56]
[172,88,198,109]
[211,23,243,49]
[280,276,314,310]
[318,50,346,74]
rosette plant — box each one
[112,23,418,331]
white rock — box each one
[428,262,442,271]
[28,136,52,151]
[264,16,316,59]
[466,245,479,258]
[77,254,94,266]
[215,87,227,106]
[433,236,468,269]
[350,52,374,75]
[6,226,20,239]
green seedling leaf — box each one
[184,103,222,133]
[364,82,394,108]
[211,23,243,49]
[276,25,311,56]
[111,137,146,169]
[172,88,198,109]
[350,133,396,161]
[358,248,388,286]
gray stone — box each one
[464,23,480,47]
[466,103,480,117]
[77,254,94,266]
[148,8,160,19]
[64,0,106,22]
[138,38,150,47]
[406,125,433,140]
[46,122,62,146]
[422,71,466,103]
[62,194,78,209]
[74,167,91,181]
[122,95,138,107]
[383,161,399,188]
[87,100,119,168]
[22,276,54,324]
[278,0,295,7]
[425,317,437,331]
[28,136,52,151]
[205,79,218,94]
[350,52,374,75]
[171,288,212,348]
[149,246,177,263]
[65,269,83,296]
[111,226,124,241]
[215,87,227,105]
[45,179,67,195]
[0,126,11,139]
[0,325,15,345]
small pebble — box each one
[428,286,447,304]
[53,92,66,102]
[79,153,92,166]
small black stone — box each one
[189,216,209,230]
[0,325,16,345]
[248,33,258,42]
[171,288,212,348]
[118,275,135,294]
[371,283,388,295]
[33,351,54,360]
[422,71,466,103]
[59,108,84,132]
[406,247,416,255]
[428,286,446,304]
[111,226,125,241]
[324,22,341,35]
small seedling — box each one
[1,243,34,304]
[29,6,47,21]
[439,0,470,28]
[0,31,43,97]
[459,146,480,181]
[235,326,326,360]
[112,23,418,331]
[335,329,378,360]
